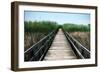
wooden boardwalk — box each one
[44,29,77,61]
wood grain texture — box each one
[44,29,77,60]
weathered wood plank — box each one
[44,29,77,61]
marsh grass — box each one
[24,21,58,33]
[24,21,90,50]
[70,32,90,50]
[62,23,90,50]
[63,23,90,32]
[24,21,58,50]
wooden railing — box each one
[62,28,90,59]
[24,28,58,61]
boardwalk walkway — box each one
[44,29,77,61]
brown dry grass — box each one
[24,32,45,51]
[70,32,90,50]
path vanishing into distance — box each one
[24,28,90,61]
[44,29,77,61]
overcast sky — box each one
[24,11,90,25]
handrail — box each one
[24,28,58,61]
[66,35,85,59]
[24,31,53,53]
[66,32,90,53]
[62,28,90,59]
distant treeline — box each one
[63,23,90,32]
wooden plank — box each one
[44,29,77,61]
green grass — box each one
[25,21,90,33]
[62,23,90,32]
[24,21,90,49]
[24,21,58,34]
[24,21,58,49]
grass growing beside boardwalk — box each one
[24,21,58,50]
[70,32,90,50]
[63,23,90,32]
[24,21,58,34]
[62,23,90,50]
[24,21,90,50]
